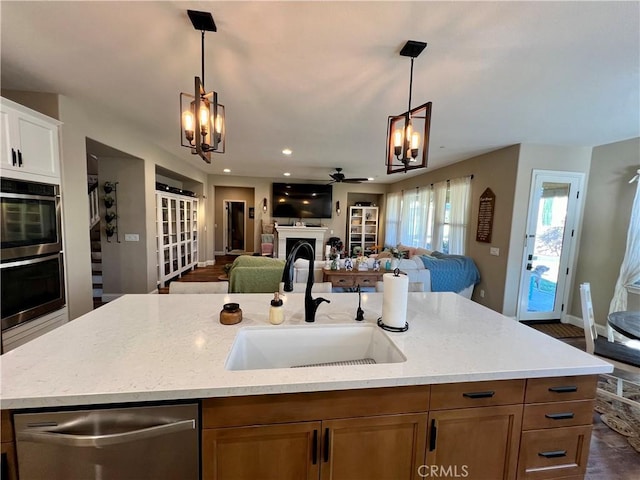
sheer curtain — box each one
[609,173,640,313]
[431,180,448,252]
[399,188,430,247]
[448,176,472,254]
[384,191,402,246]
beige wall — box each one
[503,144,593,317]
[99,156,148,295]
[54,95,208,319]
[208,176,386,256]
[388,145,520,312]
[1,89,59,119]
[572,137,640,327]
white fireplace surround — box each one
[276,226,328,261]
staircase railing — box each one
[88,182,100,229]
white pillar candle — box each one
[382,272,409,328]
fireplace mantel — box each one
[275,226,328,260]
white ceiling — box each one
[2,1,638,184]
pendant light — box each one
[386,40,432,174]
[180,10,225,163]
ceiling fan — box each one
[328,168,368,184]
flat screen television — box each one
[272,183,333,219]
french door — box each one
[517,171,584,321]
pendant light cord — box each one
[200,30,206,91]
[407,57,414,114]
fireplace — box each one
[275,226,327,261]
[285,238,316,261]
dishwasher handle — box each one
[17,419,195,448]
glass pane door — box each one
[517,172,583,321]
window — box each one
[385,176,472,255]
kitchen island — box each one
[1,292,613,479]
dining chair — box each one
[579,282,640,406]
[169,281,229,294]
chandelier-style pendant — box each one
[179,10,225,164]
[386,41,431,175]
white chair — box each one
[579,282,640,406]
[278,282,333,294]
[375,281,424,292]
[169,281,228,294]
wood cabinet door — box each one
[202,421,321,480]
[426,405,522,480]
[321,413,428,480]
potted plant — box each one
[103,182,115,194]
[104,195,114,209]
[105,224,116,238]
[105,211,117,223]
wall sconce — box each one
[336,201,341,216]
[386,40,432,175]
[262,197,268,213]
[180,10,226,164]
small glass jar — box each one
[220,303,242,325]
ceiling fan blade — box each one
[342,179,364,184]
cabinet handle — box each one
[312,429,318,465]
[17,149,23,167]
[545,412,574,420]
[462,391,495,399]
[429,419,437,451]
[11,148,17,166]
[323,428,329,463]
[538,450,567,458]
[548,386,577,393]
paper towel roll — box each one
[382,272,409,328]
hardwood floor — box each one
[161,265,640,476]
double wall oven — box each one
[1,178,65,333]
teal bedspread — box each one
[420,252,480,293]
[229,255,286,293]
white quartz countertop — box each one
[0,292,612,409]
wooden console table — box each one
[323,269,397,290]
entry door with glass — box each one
[517,171,584,321]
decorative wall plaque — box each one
[476,188,495,243]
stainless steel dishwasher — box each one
[14,403,199,479]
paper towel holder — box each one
[377,317,409,332]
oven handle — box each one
[0,253,62,269]
[17,419,195,448]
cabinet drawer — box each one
[430,379,525,410]
[522,400,594,430]
[525,376,597,403]
[329,276,355,288]
[518,426,592,480]
[356,277,377,287]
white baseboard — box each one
[199,260,215,267]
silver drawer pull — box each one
[545,412,574,420]
[538,450,567,458]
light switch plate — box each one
[124,234,139,242]
[490,247,500,256]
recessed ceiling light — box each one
[368,177,374,181]
[282,148,292,156]
[283,172,291,176]
[223,168,231,173]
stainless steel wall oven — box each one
[1,178,65,332]
[1,178,62,260]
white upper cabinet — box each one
[0,98,61,181]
